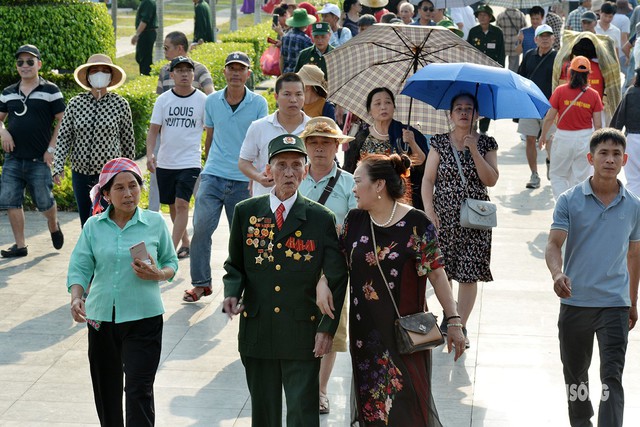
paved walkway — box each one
[1,119,640,426]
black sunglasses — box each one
[16,59,35,67]
[422,6,434,11]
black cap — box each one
[170,56,194,72]
[268,134,308,162]
[225,51,251,67]
[581,11,598,22]
[15,44,41,60]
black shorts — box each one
[155,167,200,205]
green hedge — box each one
[114,76,158,159]
[0,1,114,78]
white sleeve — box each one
[239,121,260,162]
[150,94,164,126]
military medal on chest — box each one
[247,216,276,264]
[284,231,316,262]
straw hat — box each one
[361,0,389,8]
[300,116,355,143]
[74,54,126,91]
[297,64,329,97]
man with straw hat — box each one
[295,22,334,77]
[298,116,355,415]
[281,8,316,73]
[223,133,348,427]
[54,54,135,226]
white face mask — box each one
[88,71,112,89]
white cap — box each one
[534,24,553,37]
[318,3,341,17]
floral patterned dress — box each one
[341,208,444,427]
[431,133,498,283]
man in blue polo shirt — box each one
[545,128,640,427]
[0,44,65,258]
[184,52,268,302]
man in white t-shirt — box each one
[450,6,477,40]
[146,56,206,249]
[597,2,623,60]
[238,72,310,197]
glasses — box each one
[16,59,35,67]
[422,6,434,11]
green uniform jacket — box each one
[135,0,158,29]
[223,193,348,360]
[467,24,505,67]
[294,45,334,78]
[194,0,213,43]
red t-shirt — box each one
[550,84,603,131]
[559,60,604,99]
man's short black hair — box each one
[530,6,545,17]
[589,128,626,154]
[601,2,616,14]
[275,72,304,94]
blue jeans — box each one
[190,174,250,286]
[0,154,55,211]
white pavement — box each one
[1,118,640,426]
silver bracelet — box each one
[447,323,463,328]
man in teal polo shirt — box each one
[298,117,355,415]
[185,52,268,302]
[546,128,640,427]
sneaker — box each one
[526,172,541,189]
[51,222,64,250]
[546,158,550,180]
[1,244,28,258]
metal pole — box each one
[254,0,261,24]
[154,0,164,62]
[230,0,238,31]
[211,0,218,42]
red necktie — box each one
[276,203,285,230]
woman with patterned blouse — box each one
[54,54,135,226]
[340,153,465,426]
[343,87,429,210]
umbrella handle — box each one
[407,97,413,130]
[470,82,479,136]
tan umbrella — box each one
[325,24,501,135]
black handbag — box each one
[370,220,445,354]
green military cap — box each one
[311,22,331,36]
[268,134,308,162]
[474,4,496,22]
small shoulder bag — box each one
[451,143,497,230]
[370,220,444,354]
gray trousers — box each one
[558,304,629,427]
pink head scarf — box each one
[90,158,143,215]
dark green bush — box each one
[0,1,115,77]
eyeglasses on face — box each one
[422,6,434,11]
[16,59,35,67]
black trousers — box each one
[72,171,100,227]
[558,304,629,427]
[88,313,163,427]
[241,355,321,427]
[136,30,156,75]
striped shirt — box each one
[0,77,65,159]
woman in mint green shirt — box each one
[67,158,178,426]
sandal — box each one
[319,393,330,414]
[182,286,212,302]
[177,246,190,259]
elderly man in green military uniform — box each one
[223,134,348,427]
[295,22,334,78]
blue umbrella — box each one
[401,63,551,120]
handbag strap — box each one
[316,168,342,206]
[526,48,552,80]
[370,219,403,320]
[557,87,587,127]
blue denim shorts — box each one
[0,154,55,211]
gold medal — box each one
[246,238,253,246]
[268,255,274,262]
[295,230,302,237]
[304,253,313,262]
[261,229,269,237]
[293,252,302,261]
[285,249,294,257]
[255,255,263,264]
[269,231,275,240]
[250,216,257,225]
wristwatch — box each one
[46,146,55,154]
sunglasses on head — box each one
[422,6,434,11]
[16,59,35,67]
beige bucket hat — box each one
[74,54,126,91]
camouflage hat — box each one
[268,134,308,162]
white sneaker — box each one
[526,172,541,189]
